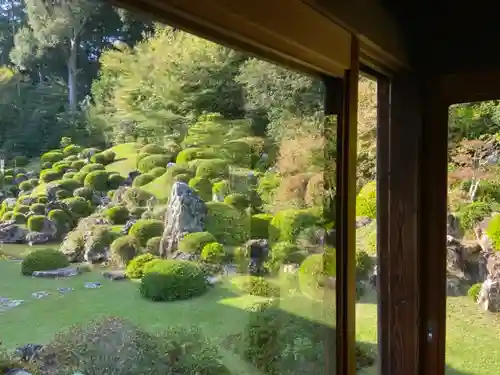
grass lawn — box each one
[105,142,141,177]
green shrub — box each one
[188,177,212,201]
[73,186,94,200]
[63,172,76,179]
[2,211,13,221]
[73,172,88,184]
[356,181,377,218]
[123,187,154,207]
[3,175,13,184]
[298,249,336,298]
[250,213,273,239]
[108,173,126,189]
[13,155,29,167]
[81,163,105,174]
[14,204,30,214]
[65,155,78,162]
[267,241,304,272]
[241,276,279,297]
[130,206,147,218]
[48,209,72,233]
[212,179,230,197]
[54,178,81,192]
[195,159,229,179]
[129,219,164,246]
[201,242,225,263]
[140,144,166,155]
[146,236,162,255]
[19,180,34,191]
[56,189,71,200]
[105,205,129,224]
[138,154,171,173]
[458,201,492,231]
[133,173,155,187]
[21,248,69,276]
[174,173,190,183]
[150,166,167,178]
[224,193,250,210]
[52,161,71,173]
[178,232,217,254]
[486,215,500,250]
[90,152,107,165]
[140,259,208,301]
[30,203,46,215]
[468,283,483,302]
[268,209,319,244]
[110,235,141,266]
[84,170,109,191]
[12,212,26,224]
[27,215,46,232]
[176,147,214,165]
[41,161,52,169]
[356,251,374,280]
[63,197,91,218]
[37,195,48,204]
[205,202,250,245]
[126,253,158,279]
[41,151,64,164]
[257,172,281,206]
[63,144,82,156]
[70,160,85,170]
[40,169,62,183]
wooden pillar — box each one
[377,72,422,375]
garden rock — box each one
[57,287,74,294]
[112,186,129,204]
[0,221,27,243]
[160,181,207,257]
[478,277,500,312]
[102,270,127,280]
[83,231,110,263]
[84,282,102,289]
[32,291,50,299]
[356,217,372,228]
[0,297,24,311]
[171,251,199,261]
[32,267,80,278]
[3,197,16,208]
[26,232,50,245]
[5,369,33,375]
[447,213,463,239]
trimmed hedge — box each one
[21,248,69,276]
[126,253,158,279]
[188,177,212,202]
[62,197,91,218]
[73,186,94,200]
[41,151,64,164]
[84,170,109,191]
[201,242,226,263]
[205,202,250,245]
[27,215,46,232]
[110,235,141,266]
[178,232,217,254]
[268,209,319,244]
[105,205,129,224]
[250,213,273,239]
[140,259,208,301]
[133,173,155,187]
[298,249,336,298]
[195,159,229,180]
[40,169,62,183]
[138,154,171,174]
[356,181,377,219]
[224,193,250,210]
[146,236,162,255]
[129,219,164,246]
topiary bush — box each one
[27,215,46,232]
[486,215,500,250]
[129,219,164,246]
[251,213,273,239]
[468,282,483,302]
[138,154,171,173]
[205,202,250,245]
[63,144,82,156]
[30,203,46,215]
[266,241,304,273]
[122,187,154,207]
[41,161,52,169]
[201,242,226,263]
[73,186,94,200]
[13,155,29,167]
[268,209,319,244]
[224,193,250,210]
[12,212,26,224]
[52,161,71,173]
[298,249,336,298]
[140,259,208,301]
[133,173,155,187]
[63,197,91,218]
[19,180,34,191]
[241,276,280,297]
[3,175,13,184]
[178,232,217,254]
[356,180,377,219]
[150,166,167,178]
[73,172,89,184]
[91,151,115,165]
[41,151,64,164]
[458,201,492,231]
[81,163,105,174]
[110,235,141,266]
[108,173,126,189]
[176,147,214,165]
[212,179,231,198]
[48,209,73,234]
[146,236,162,255]
[63,171,76,180]
[40,169,62,183]
[105,205,129,224]
[140,144,166,155]
[21,248,69,276]
[2,212,13,221]
[188,177,212,201]
[126,253,158,279]
[84,170,109,191]
[54,178,81,192]
[195,159,229,180]
[70,160,85,170]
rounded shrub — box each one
[2,211,13,221]
[251,213,273,239]
[241,276,279,297]
[3,175,13,184]
[138,154,171,173]
[15,204,30,214]
[40,169,62,183]
[146,236,162,255]
[4,168,14,176]
[178,232,217,254]
[48,209,72,233]
[458,201,492,231]
[356,181,377,219]
[63,172,76,180]
[133,173,155,187]
[19,180,34,191]
[140,144,166,155]
[298,249,336,298]
[81,163,105,174]
[73,186,94,200]
[12,212,26,224]
[63,197,91,218]
[41,151,64,164]
[130,206,147,218]
[486,215,500,250]
[268,209,319,244]
[150,166,166,178]
[125,253,158,279]
[84,170,109,191]
[55,178,81,192]
[122,187,154,207]
[468,283,483,302]
[356,251,374,280]
[30,203,46,215]
[188,177,212,201]
[21,248,69,276]
[41,161,52,169]
[27,215,46,232]
[37,195,48,204]
[201,242,226,263]
[105,205,129,224]
[267,241,304,272]
[212,179,230,197]
[13,155,29,167]
[56,189,71,200]
[195,159,229,179]
[70,160,85,170]
[174,173,190,183]
[224,193,250,210]
[129,219,164,246]
[140,259,208,301]
[64,155,78,162]
[63,144,82,156]
[108,173,126,189]
[205,202,250,245]
[52,161,71,173]
[110,235,141,266]
[73,172,88,184]
[176,147,214,165]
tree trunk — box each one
[67,35,78,113]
